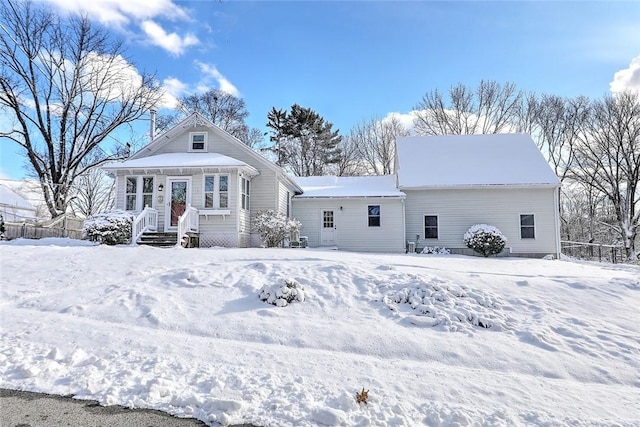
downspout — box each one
[401,197,407,253]
[150,109,156,141]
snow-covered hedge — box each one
[259,278,305,307]
[83,210,134,245]
[421,246,450,255]
[253,210,301,248]
[463,224,507,257]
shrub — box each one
[253,209,301,248]
[259,278,305,307]
[421,246,450,255]
[83,210,134,245]
[463,224,507,257]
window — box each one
[241,177,250,210]
[190,132,207,151]
[520,214,535,239]
[368,205,381,227]
[323,210,334,228]
[286,191,291,217]
[126,177,137,210]
[125,176,154,210]
[424,215,438,239]
[204,175,229,209]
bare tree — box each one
[0,0,163,218]
[413,80,522,135]
[346,115,409,175]
[179,89,264,148]
[571,91,640,260]
[334,132,366,176]
[70,166,115,217]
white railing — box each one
[131,206,158,244]
[177,205,199,247]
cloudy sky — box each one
[1,0,639,180]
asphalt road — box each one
[0,388,257,427]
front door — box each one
[320,209,336,246]
[165,178,190,230]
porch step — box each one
[137,232,178,247]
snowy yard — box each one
[1,239,639,426]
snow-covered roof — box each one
[396,134,560,188]
[103,152,253,171]
[294,175,405,198]
[0,183,37,212]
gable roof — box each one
[294,175,405,198]
[396,133,560,188]
[0,183,37,216]
[127,112,302,193]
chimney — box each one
[150,109,156,141]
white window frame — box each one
[241,177,250,210]
[203,174,229,209]
[368,205,381,227]
[125,175,155,211]
[424,214,439,239]
[520,213,536,239]
[189,131,208,152]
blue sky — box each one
[1,0,639,180]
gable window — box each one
[368,205,381,227]
[204,174,229,209]
[520,214,535,239]
[125,176,154,211]
[424,215,438,239]
[190,132,207,151]
[241,177,250,210]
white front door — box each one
[320,209,336,246]
[165,178,191,230]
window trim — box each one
[203,174,230,209]
[368,205,381,227]
[125,175,154,211]
[424,214,439,239]
[520,213,536,239]
[189,131,208,152]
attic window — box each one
[190,132,207,151]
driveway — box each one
[0,388,257,427]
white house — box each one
[0,183,37,222]
[396,134,561,258]
[104,113,560,257]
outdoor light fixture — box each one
[158,184,164,192]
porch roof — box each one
[103,152,257,174]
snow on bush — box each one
[421,246,450,255]
[259,278,305,307]
[383,277,508,331]
[463,224,507,257]
[253,210,302,248]
[83,210,134,245]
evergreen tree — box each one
[266,104,342,176]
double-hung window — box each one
[241,177,250,210]
[424,215,438,239]
[204,174,229,209]
[368,205,381,227]
[190,132,207,151]
[125,176,154,211]
[520,214,535,239]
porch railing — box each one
[131,206,158,244]
[177,205,199,247]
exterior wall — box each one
[278,182,291,216]
[292,197,406,253]
[403,187,559,256]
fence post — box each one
[598,245,602,262]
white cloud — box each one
[159,77,188,109]
[381,111,418,133]
[44,0,189,28]
[194,61,240,97]
[140,20,198,57]
[610,55,640,94]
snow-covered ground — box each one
[1,238,639,426]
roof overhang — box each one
[399,183,561,190]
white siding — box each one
[278,182,290,216]
[292,197,405,253]
[404,187,559,255]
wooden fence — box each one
[3,215,84,240]
[561,240,626,264]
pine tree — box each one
[266,104,342,176]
